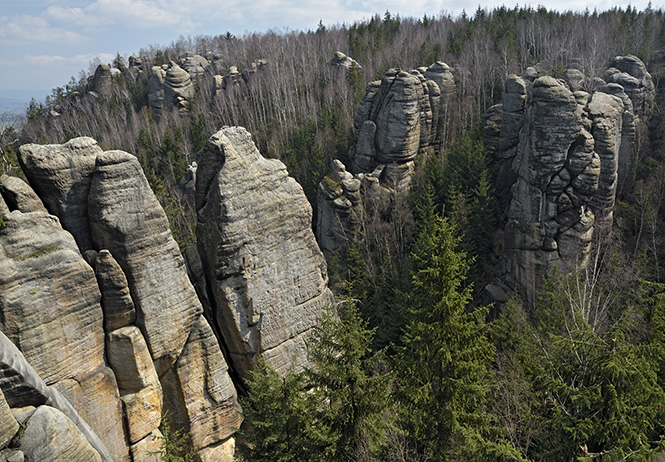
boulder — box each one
[0,175,46,213]
[0,332,114,461]
[92,63,113,93]
[15,405,102,462]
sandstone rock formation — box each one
[148,61,195,117]
[316,160,363,259]
[196,126,334,380]
[348,62,456,189]
[179,53,210,78]
[329,51,361,71]
[15,405,103,462]
[13,138,243,461]
[486,56,653,305]
[92,63,114,93]
[0,330,114,461]
[317,62,456,260]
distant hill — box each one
[0,90,49,119]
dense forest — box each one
[5,5,665,461]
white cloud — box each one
[44,0,195,30]
[25,52,115,66]
[0,14,87,44]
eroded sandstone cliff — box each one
[0,137,244,461]
[486,55,654,305]
[196,126,334,381]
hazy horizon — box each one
[0,0,657,102]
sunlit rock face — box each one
[8,137,242,462]
[196,126,334,381]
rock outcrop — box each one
[317,62,457,260]
[0,330,114,461]
[148,61,195,117]
[179,53,210,78]
[316,160,363,259]
[196,126,334,380]
[13,138,242,461]
[486,56,653,305]
[348,62,456,189]
[329,51,361,71]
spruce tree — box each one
[394,213,493,459]
[238,358,326,462]
[306,302,392,461]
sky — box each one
[0,0,656,103]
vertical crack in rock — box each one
[486,56,653,306]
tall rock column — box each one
[489,59,647,306]
[196,126,334,381]
[18,138,242,462]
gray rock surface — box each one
[0,389,18,449]
[487,58,651,305]
[15,405,102,462]
[12,137,243,461]
[88,150,202,374]
[92,63,113,93]
[161,316,242,452]
[18,137,101,251]
[329,51,361,70]
[0,210,105,385]
[0,175,46,213]
[348,62,456,189]
[196,126,334,380]
[605,55,655,121]
[316,160,363,259]
[148,61,194,117]
[179,53,210,78]
[94,250,137,331]
[0,331,114,461]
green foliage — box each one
[239,358,326,462]
[152,412,196,462]
[240,302,393,462]
[395,213,493,459]
[489,276,665,461]
[307,302,393,460]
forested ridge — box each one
[5,5,665,461]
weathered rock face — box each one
[316,160,363,259]
[148,61,194,117]
[87,150,202,374]
[13,138,242,461]
[348,62,456,189]
[179,53,210,78]
[329,51,361,71]
[17,136,101,251]
[17,405,103,461]
[196,126,334,380]
[92,63,114,93]
[487,57,653,305]
[605,55,655,121]
[0,331,114,461]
